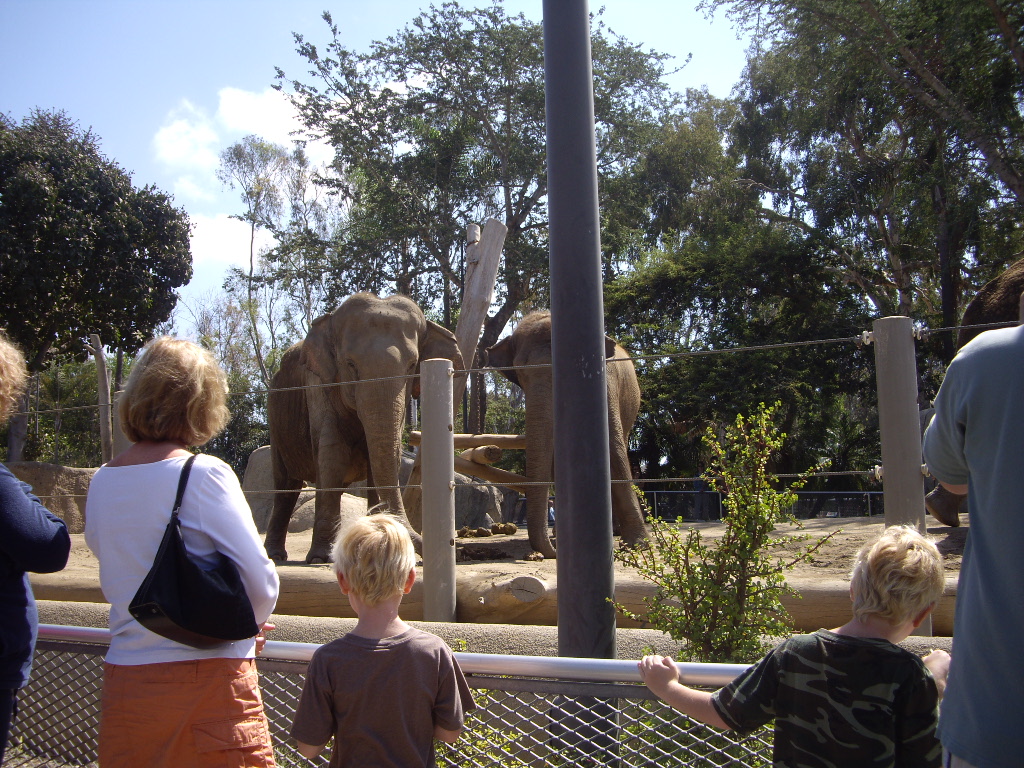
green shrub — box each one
[617,402,836,662]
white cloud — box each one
[153,88,334,210]
[153,100,220,172]
[216,87,302,146]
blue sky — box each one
[1,0,750,332]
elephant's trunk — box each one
[358,383,423,549]
[525,386,557,559]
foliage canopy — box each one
[0,109,192,371]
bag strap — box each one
[171,454,199,519]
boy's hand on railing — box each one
[638,655,680,697]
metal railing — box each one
[6,625,772,767]
[645,489,885,522]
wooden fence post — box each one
[89,334,113,465]
[421,358,457,622]
[872,316,930,635]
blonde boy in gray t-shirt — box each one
[291,514,475,767]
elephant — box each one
[956,251,1024,348]
[483,311,647,558]
[925,252,1024,526]
[263,293,464,563]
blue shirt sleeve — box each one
[0,463,72,575]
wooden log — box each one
[29,566,958,635]
[403,221,507,530]
[409,431,527,450]
[453,456,531,494]
[459,445,503,465]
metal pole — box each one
[543,0,615,662]
[421,358,456,622]
[543,0,619,760]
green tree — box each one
[217,135,290,385]
[0,109,192,459]
[708,0,1024,202]
[277,1,675,349]
[605,93,873,483]
[729,29,1020,359]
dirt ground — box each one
[50,513,965,588]
[456,514,966,576]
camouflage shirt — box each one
[711,630,940,768]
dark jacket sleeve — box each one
[0,464,71,575]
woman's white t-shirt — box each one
[85,454,279,665]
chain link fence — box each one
[6,627,772,767]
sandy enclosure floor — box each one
[52,513,965,586]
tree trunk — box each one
[5,394,28,462]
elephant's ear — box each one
[300,313,337,382]
[483,336,520,389]
[414,321,466,398]
[604,336,618,360]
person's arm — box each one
[0,465,71,574]
[290,652,336,760]
[295,741,325,759]
[939,481,968,495]
[922,649,951,699]
[893,663,943,767]
[638,656,731,731]
[193,458,280,624]
[434,725,462,743]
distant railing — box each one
[6,625,770,768]
[644,490,885,522]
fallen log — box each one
[453,456,531,494]
[409,432,527,450]
[459,445,503,465]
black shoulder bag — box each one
[129,454,259,649]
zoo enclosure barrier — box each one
[7,624,770,768]
[643,490,886,522]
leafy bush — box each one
[617,402,835,662]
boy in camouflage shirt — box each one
[639,525,950,768]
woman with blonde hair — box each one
[0,330,71,762]
[85,337,279,767]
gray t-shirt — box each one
[924,325,1024,768]
[291,627,475,768]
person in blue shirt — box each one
[924,325,1024,768]
[0,330,71,762]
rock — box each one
[241,446,275,531]
[244,446,501,533]
[241,445,364,533]
[289,493,368,533]
[7,462,94,534]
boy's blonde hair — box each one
[850,525,945,625]
[332,513,416,607]
[119,337,230,446]
[0,330,28,428]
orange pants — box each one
[99,657,276,768]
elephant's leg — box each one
[264,479,302,562]
[366,463,381,508]
[925,484,965,527]
[308,487,345,564]
[524,404,557,559]
[609,448,647,547]
[308,438,354,564]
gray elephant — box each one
[264,293,464,563]
[484,311,647,558]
